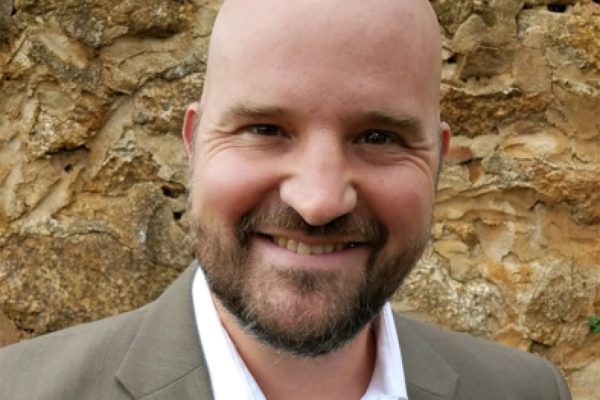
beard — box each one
[193,203,429,357]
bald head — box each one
[200,0,443,129]
[183,0,450,361]
[208,0,441,59]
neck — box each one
[216,302,376,400]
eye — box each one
[247,124,283,136]
[359,130,394,145]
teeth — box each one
[286,239,298,252]
[271,236,355,255]
[297,242,311,255]
[312,245,324,254]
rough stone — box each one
[396,2,600,399]
[0,0,215,338]
[0,310,22,347]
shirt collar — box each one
[363,303,409,399]
[192,267,408,400]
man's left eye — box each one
[360,131,394,145]
[248,124,282,136]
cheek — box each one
[190,153,279,229]
[366,170,435,242]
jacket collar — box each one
[116,262,214,399]
[394,313,458,400]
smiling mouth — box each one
[259,234,362,256]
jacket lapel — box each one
[394,314,458,400]
[114,264,458,400]
[116,263,214,400]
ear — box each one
[182,102,201,156]
[439,121,451,156]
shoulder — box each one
[396,313,533,361]
[394,313,571,400]
[0,306,147,362]
[0,307,147,400]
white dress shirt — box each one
[192,267,409,400]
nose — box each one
[279,138,357,226]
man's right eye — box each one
[247,124,282,136]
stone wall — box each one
[0,0,598,398]
[0,0,219,341]
[395,1,600,399]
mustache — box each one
[236,204,388,245]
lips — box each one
[266,235,361,255]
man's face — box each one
[184,0,448,356]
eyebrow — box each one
[221,103,286,123]
[363,110,423,133]
[220,103,423,133]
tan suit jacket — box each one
[0,264,572,399]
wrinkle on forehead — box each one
[202,0,442,102]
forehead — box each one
[203,0,441,125]
[210,1,439,76]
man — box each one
[0,0,571,399]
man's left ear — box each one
[439,122,451,156]
[182,102,201,156]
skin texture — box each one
[182,0,450,398]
